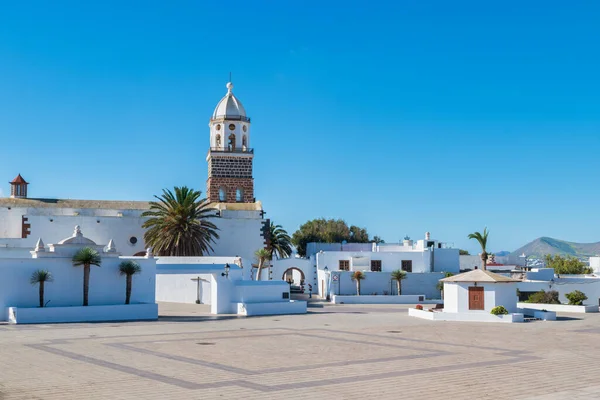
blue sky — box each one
[1,1,599,254]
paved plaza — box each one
[1,302,600,399]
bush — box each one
[415,304,423,310]
[565,290,588,305]
[526,290,560,304]
[491,306,508,315]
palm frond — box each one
[351,271,366,281]
[72,247,102,267]
[142,186,219,256]
[268,222,292,259]
[391,269,407,281]
[468,227,489,252]
[30,269,54,285]
[119,260,142,276]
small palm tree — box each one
[255,248,272,281]
[72,247,102,306]
[119,260,142,305]
[391,269,407,295]
[436,272,454,299]
[351,271,366,296]
[30,269,53,308]
[268,222,292,259]
[468,228,489,270]
[142,186,219,256]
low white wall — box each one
[233,280,290,303]
[408,308,524,323]
[331,295,425,304]
[518,279,600,306]
[328,271,443,299]
[517,302,598,313]
[8,303,158,324]
[156,274,212,304]
[0,256,156,322]
[236,300,307,316]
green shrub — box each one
[565,290,588,305]
[526,290,560,304]
[491,306,508,315]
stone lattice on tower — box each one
[206,82,254,203]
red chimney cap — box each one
[9,174,28,184]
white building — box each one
[271,232,460,299]
[0,82,268,263]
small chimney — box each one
[425,232,430,240]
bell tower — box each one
[206,82,254,203]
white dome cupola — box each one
[212,82,247,120]
[209,82,251,152]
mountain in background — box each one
[495,251,511,257]
[510,237,600,259]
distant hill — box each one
[510,237,600,259]
[495,251,511,257]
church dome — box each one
[211,82,248,120]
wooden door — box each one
[469,287,484,310]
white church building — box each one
[0,82,268,264]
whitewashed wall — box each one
[271,258,314,285]
[447,282,519,314]
[0,206,266,262]
[325,271,443,299]
[0,255,156,321]
[156,274,212,304]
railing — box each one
[210,115,251,122]
[209,147,254,154]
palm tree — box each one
[255,248,272,281]
[436,272,454,299]
[391,269,407,295]
[468,228,489,270]
[72,247,102,306]
[268,222,292,259]
[351,271,366,296]
[30,269,53,308]
[142,186,219,256]
[119,261,142,305]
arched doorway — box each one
[282,267,305,285]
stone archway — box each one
[282,267,306,285]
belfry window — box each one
[219,188,226,202]
[228,134,236,151]
[236,188,243,202]
[215,134,221,148]
[242,135,247,150]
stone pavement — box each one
[1,303,600,399]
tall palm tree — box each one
[468,228,489,270]
[119,261,142,305]
[268,222,292,259]
[142,186,219,256]
[391,269,407,295]
[351,271,366,296]
[30,269,53,308]
[255,248,272,281]
[72,247,102,306]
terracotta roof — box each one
[10,174,28,184]
[441,269,520,283]
[0,197,151,210]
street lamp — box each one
[221,263,230,278]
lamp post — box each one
[221,263,230,279]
